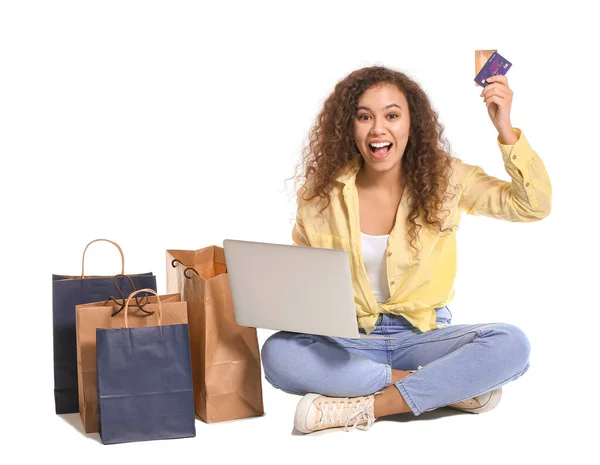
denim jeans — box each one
[261,306,530,416]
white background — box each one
[1,0,598,463]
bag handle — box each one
[184,268,199,279]
[81,239,125,279]
[171,258,199,279]
[123,289,162,328]
[108,274,153,316]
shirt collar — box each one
[335,157,361,186]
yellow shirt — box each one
[292,128,552,335]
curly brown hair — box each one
[292,65,461,260]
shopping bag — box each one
[76,286,184,433]
[53,239,157,414]
[166,246,264,423]
[96,289,195,444]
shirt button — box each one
[387,251,392,257]
[512,155,517,160]
[525,182,530,187]
[390,280,395,285]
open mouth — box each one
[369,142,393,159]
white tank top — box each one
[361,232,390,303]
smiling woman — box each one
[292,66,460,259]
[264,65,552,435]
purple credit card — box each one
[474,51,512,87]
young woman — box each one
[261,66,552,434]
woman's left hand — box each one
[480,75,517,142]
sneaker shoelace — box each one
[316,397,376,432]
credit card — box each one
[474,51,512,87]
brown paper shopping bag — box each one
[76,290,187,433]
[166,246,264,423]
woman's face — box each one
[353,83,411,176]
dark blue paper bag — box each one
[52,239,157,414]
[96,289,196,444]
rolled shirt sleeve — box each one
[459,128,552,221]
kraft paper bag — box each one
[52,239,157,414]
[96,289,195,445]
[166,246,264,423]
[76,291,185,433]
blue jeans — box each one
[261,307,530,416]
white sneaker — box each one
[294,393,377,434]
[447,388,503,414]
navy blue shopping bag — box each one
[96,289,196,445]
[52,239,157,414]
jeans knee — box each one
[261,331,300,388]
[486,323,531,371]
[262,332,292,369]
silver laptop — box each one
[222,239,393,340]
